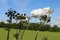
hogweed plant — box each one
[13,13,27,40]
[5,8,17,40]
[42,36,48,40]
[34,31,38,40]
[13,13,20,40]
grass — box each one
[0,28,60,40]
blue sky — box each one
[0,0,60,26]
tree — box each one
[0,21,5,28]
[39,24,51,31]
[52,25,59,32]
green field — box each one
[0,28,60,40]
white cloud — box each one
[57,17,60,21]
[52,17,60,22]
[30,7,54,18]
[49,17,60,27]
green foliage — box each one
[0,22,60,32]
[51,25,60,32]
[29,23,39,31]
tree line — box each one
[0,21,60,32]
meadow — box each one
[0,28,60,40]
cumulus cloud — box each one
[52,17,60,22]
[49,17,60,27]
[30,7,54,18]
[57,17,60,21]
